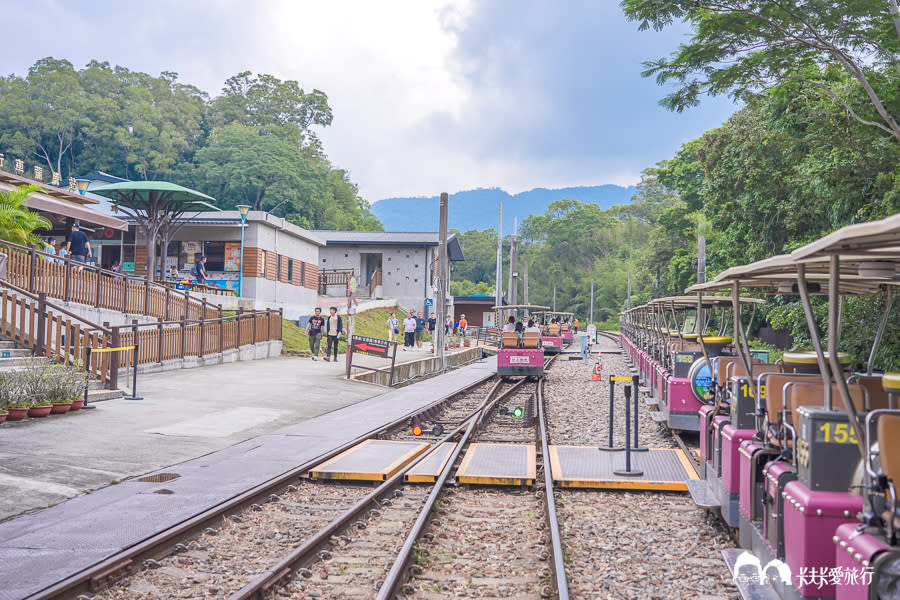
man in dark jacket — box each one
[324,306,344,362]
[305,307,325,361]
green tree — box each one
[0,184,51,245]
[621,0,900,141]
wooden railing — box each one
[0,282,113,383]
[113,309,283,380]
[318,268,354,295]
[0,280,282,389]
[0,239,221,322]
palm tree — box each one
[0,184,52,246]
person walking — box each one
[457,313,468,343]
[387,312,399,343]
[403,311,417,350]
[65,222,91,266]
[415,311,426,349]
[324,306,344,362]
[427,313,437,349]
[306,307,325,360]
[191,256,208,285]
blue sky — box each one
[0,0,738,201]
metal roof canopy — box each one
[492,304,551,311]
[685,253,891,296]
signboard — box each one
[183,241,202,254]
[350,335,390,358]
[425,298,434,306]
[509,356,530,364]
[122,262,135,272]
[610,376,634,381]
[224,242,241,272]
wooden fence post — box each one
[157,317,164,363]
[143,280,150,316]
[218,304,224,353]
[63,255,71,302]
[252,311,257,345]
[122,278,128,313]
[94,268,101,307]
[35,292,47,356]
[28,245,36,293]
[199,318,205,356]
[165,286,171,320]
[180,316,187,358]
[109,325,121,390]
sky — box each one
[1,0,738,202]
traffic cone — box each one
[591,357,603,381]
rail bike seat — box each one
[848,374,892,411]
[522,331,541,349]
[883,372,900,394]
[501,332,519,349]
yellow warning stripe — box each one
[90,345,136,354]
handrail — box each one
[0,238,220,320]
[0,278,110,334]
[120,308,281,329]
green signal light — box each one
[512,407,524,418]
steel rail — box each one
[376,355,561,600]
[537,375,571,600]
[27,374,499,600]
[229,378,526,600]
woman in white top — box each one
[387,312,399,342]
[502,315,517,332]
[524,319,541,333]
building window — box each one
[288,259,294,283]
[204,241,226,271]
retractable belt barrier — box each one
[85,344,142,403]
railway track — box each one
[35,377,498,600]
[82,358,572,600]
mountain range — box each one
[371,185,636,233]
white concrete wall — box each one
[318,244,433,313]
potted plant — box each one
[19,358,53,417]
[0,372,27,421]
[27,400,53,418]
[47,364,77,414]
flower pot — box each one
[51,402,73,414]
[28,405,53,418]
[70,398,85,411]
[0,412,7,426]
[6,407,28,421]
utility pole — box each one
[697,232,706,334]
[627,271,632,311]
[508,217,518,306]
[437,193,449,370]
[523,259,529,317]
[590,279,594,324]
[495,202,503,326]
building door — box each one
[360,253,383,297]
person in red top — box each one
[457,314,468,341]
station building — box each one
[313,231,464,314]
[4,168,464,319]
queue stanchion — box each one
[82,347,96,410]
[613,383,643,477]
[631,373,648,452]
[124,343,143,400]
[598,378,623,451]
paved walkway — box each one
[0,355,496,600]
[0,354,377,521]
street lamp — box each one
[236,205,251,297]
[75,179,90,195]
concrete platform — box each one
[0,355,496,600]
[310,439,429,481]
[456,443,536,486]
[548,446,698,491]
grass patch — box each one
[282,305,404,355]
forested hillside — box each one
[372,185,635,232]
[451,1,900,366]
[0,59,382,231]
